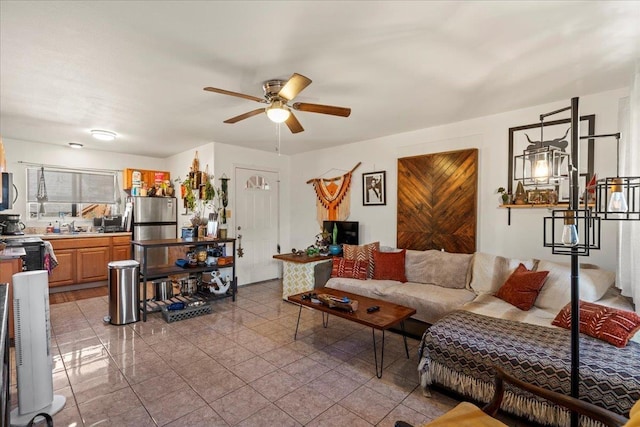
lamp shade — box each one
[266,101,290,123]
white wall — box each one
[2,138,166,228]
[164,142,290,244]
[288,89,628,271]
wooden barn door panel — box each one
[397,149,477,253]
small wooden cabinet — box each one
[77,247,110,282]
[111,235,131,261]
[123,168,170,190]
[48,249,76,287]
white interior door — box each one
[234,167,280,285]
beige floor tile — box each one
[378,403,431,427]
[281,356,331,384]
[249,369,303,401]
[229,355,277,382]
[51,403,84,427]
[211,384,270,425]
[164,404,230,427]
[340,385,398,424]
[71,368,130,404]
[132,369,190,403]
[144,386,208,426]
[78,387,145,425]
[236,403,302,427]
[275,384,335,425]
[306,403,373,427]
[260,346,305,368]
[188,368,246,403]
[307,369,362,402]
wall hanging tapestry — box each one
[307,162,361,227]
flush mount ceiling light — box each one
[90,129,117,141]
[265,100,291,123]
[68,142,83,149]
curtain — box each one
[617,61,640,312]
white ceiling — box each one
[1,1,639,157]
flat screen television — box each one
[323,221,359,245]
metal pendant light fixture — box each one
[592,133,640,220]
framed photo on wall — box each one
[362,171,386,206]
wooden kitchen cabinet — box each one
[45,234,132,288]
[122,168,170,190]
[0,258,22,339]
[111,235,131,261]
[48,249,76,287]
[77,247,110,282]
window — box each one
[26,167,120,219]
[245,175,270,190]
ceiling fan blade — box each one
[285,112,304,134]
[292,102,351,117]
[223,108,265,124]
[204,87,267,104]
[278,73,312,101]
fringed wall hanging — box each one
[307,162,361,227]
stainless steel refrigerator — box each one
[130,197,177,267]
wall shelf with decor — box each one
[500,203,595,225]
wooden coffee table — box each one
[288,287,417,378]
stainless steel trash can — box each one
[108,260,140,325]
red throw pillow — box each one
[495,263,549,311]
[552,301,640,347]
[330,257,367,280]
[373,249,407,282]
[343,242,380,279]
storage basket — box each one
[161,303,212,323]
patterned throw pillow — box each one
[373,249,407,282]
[330,258,367,280]
[343,241,380,278]
[495,263,549,311]
[552,301,640,347]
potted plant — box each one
[328,223,342,255]
[497,187,512,205]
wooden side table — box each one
[273,253,331,300]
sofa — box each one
[315,245,640,426]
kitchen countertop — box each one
[0,247,26,260]
[2,232,131,240]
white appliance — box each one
[131,197,178,267]
[10,270,65,426]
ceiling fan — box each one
[204,73,351,134]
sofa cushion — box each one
[373,249,407,282]
[343,241,380,278]
[552,301,640,348]
[405,249,472,289]
[495,264,549,311]
[470,252,537,295]
[386,282,476,324]
[325,277,401,299]
[330,258,367,280]
[534,260,616,311]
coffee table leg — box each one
[294,304,303,340]
[322,312,329,328]
[372,328,385,379]
[401,320,410,358]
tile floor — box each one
[10,280,532,426]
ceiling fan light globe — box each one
[266,105,290,123]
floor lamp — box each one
[519,97,640,427]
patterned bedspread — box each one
[419,310,640,426]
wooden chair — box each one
[395,366,634,427]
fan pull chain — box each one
[276,122,282,155]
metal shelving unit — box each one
[131,237,237,321]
